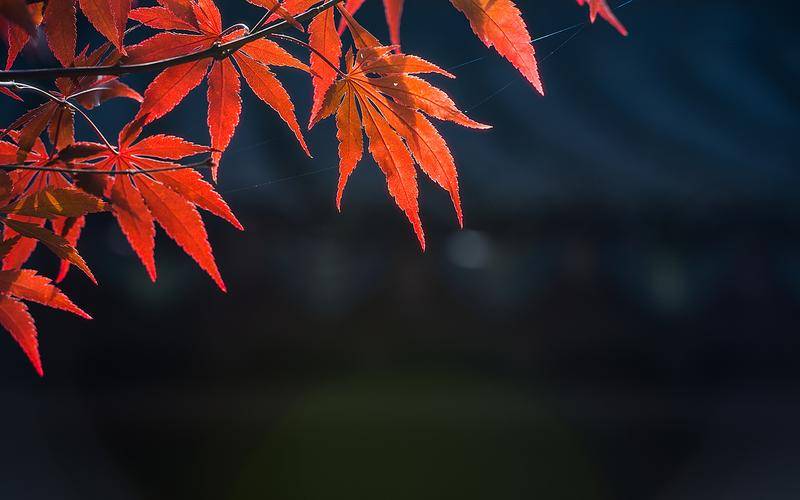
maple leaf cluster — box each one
[0,0,628,376]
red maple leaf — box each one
[126,0,311,179]
[0,267,91,376]
[66,118,242,290]
[311,7,489,249]
[307,1,341,127]
[0,173,103,376]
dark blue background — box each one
[2,1,799,498]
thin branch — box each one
[0,0,345,81]
[269,34,344,76]
[67,86,112,100]
[1,81,116,151]
[0,157,214,175]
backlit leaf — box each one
[1,187,108,219]
[3,218,96,283]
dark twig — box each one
[0,81,115,150]
[0,0,344,81]
[0,157,215,175]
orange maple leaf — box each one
[311,7,489,249]
[66,119,242,290]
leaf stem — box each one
[269,33,344,77]
[1,81,116,152]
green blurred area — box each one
[230,372,603,500]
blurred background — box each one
[2,0,800,498]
